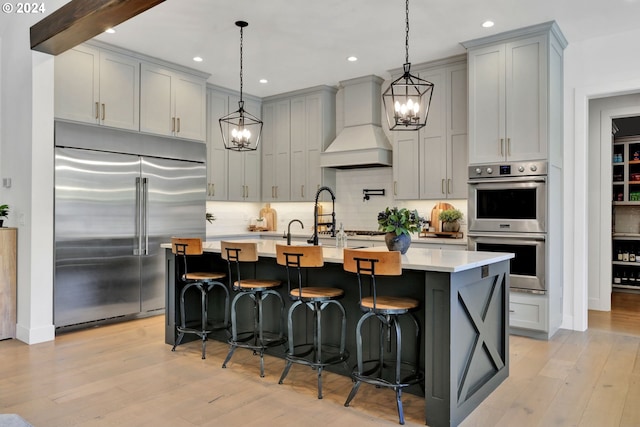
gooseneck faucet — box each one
[285,219,304,245]
[308,186,336,246]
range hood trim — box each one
[320,75,393,169]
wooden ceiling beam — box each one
[30,0,165,55]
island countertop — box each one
[162,238,512,273]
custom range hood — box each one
[320,75,392,168]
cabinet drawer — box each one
[509,292,548,331]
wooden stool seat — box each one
[289,286,344,300]
[360,295,419,311]
[233,279,281,290]
[184,271,226,281]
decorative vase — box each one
[442,221,460,232]
[385,232,411,254]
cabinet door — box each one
[261,101,277,201]
[505,35,547,161]
[446,64,469,199]
[242,99,262,201]
[207,90,228,200]
[174,71,207,141]
[99,51,139,131]
[468,44,506,164]
[418,69,446,200]
[290,96,306,201]
[140,64,174,137]
[54,45,99,124]
[393,133,420,199]
[274,100,291,200]
[304,93,325,201]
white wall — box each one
[0,3,65,343]
[563,27,640,331]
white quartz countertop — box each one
[163,238,512,273]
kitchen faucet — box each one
[284,219,303,245]
[308,186,336,245]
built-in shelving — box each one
[612,134,640,292]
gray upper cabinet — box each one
[392,57,468,200]
[262,86,337,202]
[464,21,567,165]
[140,63,207,142]
[55,44,140,131]
[206,88,229,200]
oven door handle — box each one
[468,176,546,185]
[468,232,546,241]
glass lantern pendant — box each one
[219,21,263,151]
[382,0,434,131]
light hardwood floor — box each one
[1,294,640,427]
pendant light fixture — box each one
[382,0,434,131]
[219,21,262,151]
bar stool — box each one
[171,237,229,359]
[342,248,424,425]
[276,244,349,399]
[220,241,286,377]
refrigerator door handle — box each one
[134,177,142,256]
[142,177,149,255]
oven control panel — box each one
[469,161,547,179]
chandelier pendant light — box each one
[219,21,263,151]
[382,0,434,131]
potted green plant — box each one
[0,204,8,228]
[377,207,424,254]
[438,208,463,232]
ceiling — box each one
[91,0,640,98]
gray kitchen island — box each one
[163,239,513,427]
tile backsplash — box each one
[207,167,467,237]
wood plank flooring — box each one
[1,294,639,427]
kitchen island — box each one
[163,239,513,427]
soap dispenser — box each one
[336,223,347,248]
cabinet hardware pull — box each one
[500,138,504,156]
[177,117,181,133]
[207,183,210,196]
[275,186,278,199]
[447,179,451,194]
[211,183,215,197]
[172,117,175,133]
[507,138,511,156]
[95,102,99,120]
[441,179,445,194]
[101,103,105,121]
[393,181,397,196]
[509,310,515,313]
[301,185,304,198]
[246,185,249,198]
[244,185,247,198]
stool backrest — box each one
[276,244,324,298]
[220,241,258,290]
[171,237,204,281]
[220,241,258,262]
[343,249,402,310]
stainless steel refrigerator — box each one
[54,122,206,329]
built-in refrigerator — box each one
[54,122,206,329]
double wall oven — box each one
[468,161,547,294]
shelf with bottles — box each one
[612,266,640,289]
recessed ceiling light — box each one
[482,21,494,28]
[259,79,268,84]
[105,28,116,34]
[193,56,203,62]
[347,56,358,62]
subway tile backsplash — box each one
[207,167,467,236]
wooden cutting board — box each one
[430,202,454,233]
[259,203,277,231]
